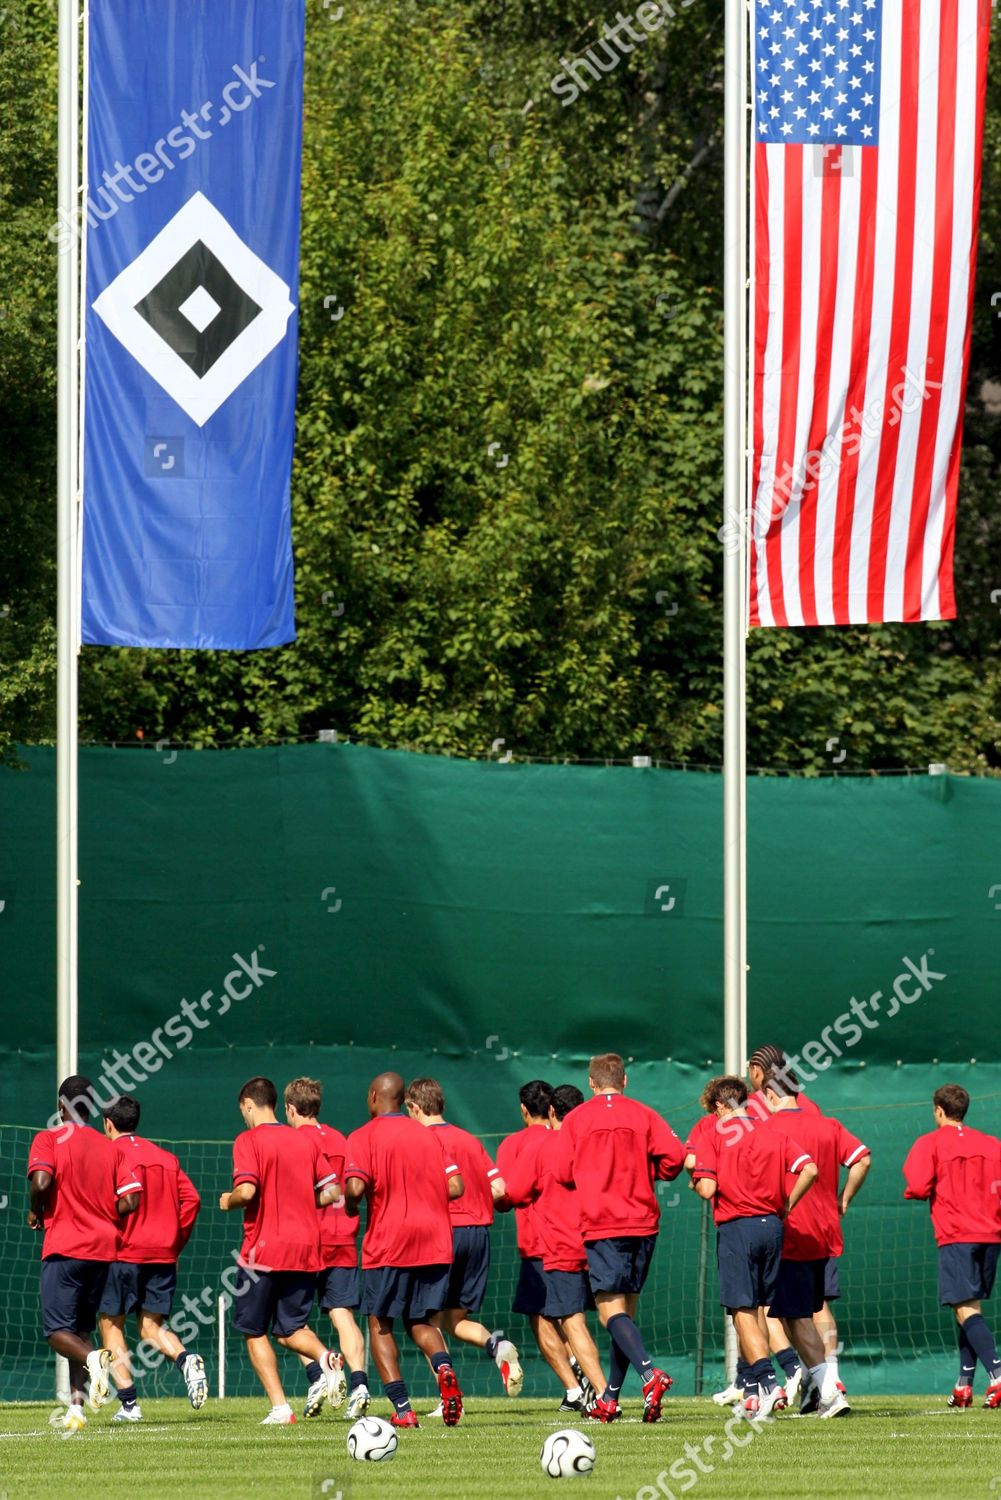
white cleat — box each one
[323,1350,346,1410]
[111,1404,143,1423]
[183,1353,208,1410]
[85,1348,113,1412]
[711,1381,744,1406]
[426,1400,444,1419]
[757,1385,788,1418]
[261,1403,296,1425]
[51,1405,87,1433]
[818,1390,851,1419]
[344,1384,370,1420]
[496,1339,523,1397]
[784,1366,803,1405]
[303,1374,326,1419]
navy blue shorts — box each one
[824,1256,841,1302]
[231,1270,317,1338]
[716,1215,783,1310]
[584,1234,656,1296]
[318,1264,360,1312]
[360,1264,451,1322]
[40,1256,110,1338]
[443,1225,491,1313]
[99,1262,177,1318]
[513,1256,548,1316]
[543,1268,595,1319]
[770,1257,826,1320]
[939,1243,1001,1306]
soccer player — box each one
[26,1075,137,1431]
[495,1080,588,1409]
[692,1075,818,1418]
[502,1083,607,1408]
[554,1051,685,1423]
[762,1069,870,1417]
[903,1084,1001,1409]
[404,1076,523,1402]
[284,1076,369,1419]
[219,1076,343,1424]
[343,1071,466,1428]
[98,1095,206,1421]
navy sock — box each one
[117,1383,138,1408]
[601,1337,631,1402]
[774,1345,800,1381]
[958,1322,977,1385]
[736,1356,752,1390]
[305,1359,323,1384]
[484,1331,503,1359]
[173,1352,189,1372]
[606,1313,653,1382]
[384,1378,411,1413]
[750,1356,777,1395]
[430,1351,452,1374]
[349,1368,368,1391]
[962,1314,1001,1379]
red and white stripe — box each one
[749,0,989,627]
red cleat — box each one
[390,1409,420,1428]
[437,1364,463,1426]
[641,1367,673,1424]
[948,1384,973,1409]
[982,1379,1001,1410]
[586,1396,621,1423]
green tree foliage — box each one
[2,0,1000,769]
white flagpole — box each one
[56,0,81,1086]
[722,0,749,1383]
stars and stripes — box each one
[749,0,990,626]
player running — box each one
[343,1072,466,1428]
[903,1084,1001,1409]
[692,1075,818,1419]
[554,1052,685,1423]
[404,1077,523,1405]
[26,1075,138,1431]
[98,1095,206,1420]
[284,1077,369,1420]
[219,1076,343,1425]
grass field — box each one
[2,1395,1000,1499]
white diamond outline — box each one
[92,191,296,428]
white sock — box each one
[808,1362,837,1404]
[565,1385,583,1402]
[825,1352,840,1385]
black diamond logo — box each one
[134,241,262,379]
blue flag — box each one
[80,0,303,649]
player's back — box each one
[496,1126,549,1258]
[346,1113,455,1267]
[234,1122,324,1270]
[694,1113,805,1223]
[767,1108,843,1257]
[27,1121,120,1260]
[114,1133,199,1264]
[559,1092,681,1239]
[905,1124,1001,1244]
[430,1121,497,1227]
[315,1121,359,1262]
[535,1130,585,1269]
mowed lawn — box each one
[1,1396,1000,1500]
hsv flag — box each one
[749,0,989,626]
[80,0,304,649]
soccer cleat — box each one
[183,1352,208,1410]
[85,1348,113,1412]
[559,1395,586,1414]
[579,1374,597,1407]
[425,1400,444,1419]
[737,1395,760,1421]
[711,1381,744,1407]
[586,1396,621,1424]
[390,1409,420,1428]
[53,1406,87,1433]
[641,1367,673,1424]
[800,1377,821,1416]
[983,1378,1001,1409]
[261,1404,297,1425]
[111,1404,143,1423]
[345,1384,371,1420]
[818,1390,851,1419]
[437,1363,463,1427]
[323,1350,347,1410]
[949,1384,973,1409]
[757,1384,788,1417]
[303,1374,327,1419]
[496,1339,523,1398]
[836,1379,847,1394]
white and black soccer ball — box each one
[346,1415,398,1462]
[540,1428,596,1478]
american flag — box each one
[749,0,990,626]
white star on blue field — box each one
[755,0,883,145]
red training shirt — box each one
[429,1122,500,1228]
[553,1092,685,1241]
[903,1124,1001,1246]
[505,1128,586,1271]
[345,1113,458,1269]
[311,1122,359,1269]
[113,1134,201,1264]
[685,1112,729,1158]
[232,1122,332,1272]
[746,1088,822,1125]
[26,1122,124,1261]
[692,1112,813,1225]
[767,1108,869,1259]
[495,1125,551,1260]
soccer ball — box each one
[540,1428,596,1478]
[346,1415,398,1462]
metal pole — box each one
[694,1196,711,1396]
[56,0,80,1087]
[218,1296,226,1399]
